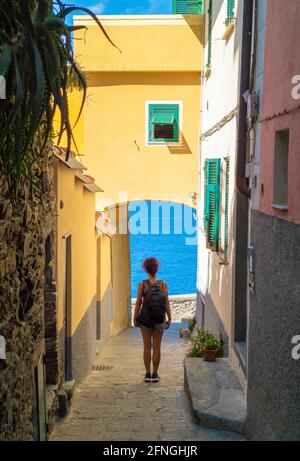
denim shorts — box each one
[137,320,167,332]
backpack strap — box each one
[143,279,151,293]
[143,279,165,293]
[157,279,164,290]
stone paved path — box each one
[50,324,244,441]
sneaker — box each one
[144,373,152,382]
[151,373,160,383]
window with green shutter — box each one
[203,158,221,252]
[224,158,230,257]
[148,104,180,143]
[172,0,204,14]
[207,0,213,68]
[225,0,235,27]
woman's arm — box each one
[133,282,143,327]
[163,282,172,326]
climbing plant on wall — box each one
[0,0,116,200]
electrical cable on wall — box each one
[201,107,239,141]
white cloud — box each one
[86,2,106,14]
[124,7,144,14]
[122,0,171,15]
[146,0,171,14]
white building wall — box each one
[197,0,246,385]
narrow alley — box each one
[1,0,300,444]
[50,324,243,442]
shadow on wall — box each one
[195,290,230,357]
[57,294,97,385]
[202,0,242,68]
[196,185,237,349]
[87,72,201,87]
[202,0,226,47]
[56,281,116,385]
[233,0,243,78]
[167,131,193,155]
[182,18,204,45]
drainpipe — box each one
[249,0,257,93]
[236,0,254,199]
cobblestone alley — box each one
[50,324,244,441]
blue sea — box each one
[129,201,197,297]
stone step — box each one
[62,379,76,400]
[184,358,247,435]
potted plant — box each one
[203,336,220,362]
[186,329,223,360]
[188,317,196,332]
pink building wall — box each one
[259,0,300,224]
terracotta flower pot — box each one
[203,347,218,362]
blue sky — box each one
[66,0,172,18]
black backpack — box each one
[141,280,167,325]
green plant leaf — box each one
[0,42,12,76]
[67,25,88,33]
[0,0,117,199]
[34,0,51,23]
[58,6,121,52]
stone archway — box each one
[125,200,198,325]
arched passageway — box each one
[128,200,197,297]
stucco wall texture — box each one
[247,210,300,441]
[197,0,246,388]
[70,15,203,209]
[55,160,130,384]
[259,0,300,224]
[56,161,99,336]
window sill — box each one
[146,141,181,147]
[223,19,235,41]
[272,203,288,211]
[233,341,247,375]
[218,257,229,266]
[217,252,229,265]
[204,66,211,79]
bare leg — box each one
[141,329,152,374]
[152,330,163,374]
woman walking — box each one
[133,257,172,383]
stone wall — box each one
[131,294,196,323]
[44,234,59,386]
[169,295,196,322]
[0,143,56,441]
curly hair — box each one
[142,257,159,276]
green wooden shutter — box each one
[172,0,204,14]
[224,158,230,257]
[151,112,174,124]
[226,0,235,26]
[207,0,213,68]
[148,104,179,143]
[203,159,208,231]
[204,158,221,252]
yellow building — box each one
[71,14,204,210]
[54,148,129,383]
[53,14,204,384]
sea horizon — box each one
[129,201,197,297]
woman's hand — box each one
[163,282,172,330]
[133,282,143,328]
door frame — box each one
[63,232,73,381]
